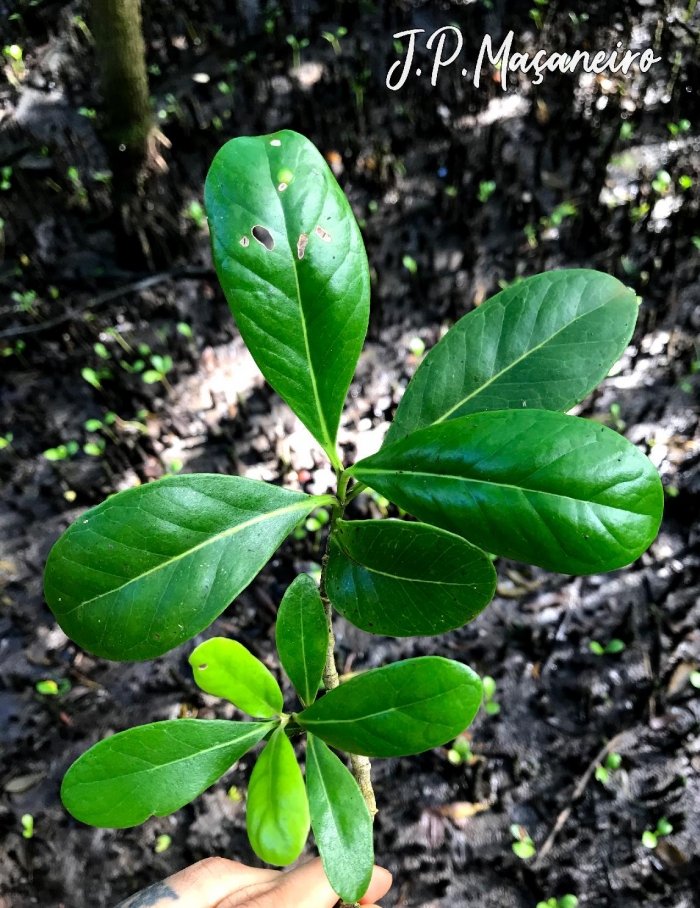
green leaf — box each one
[512,840,536,859]
[641,830,657,849]
[247,725,309,865]
[276,575,328,706]
[296,656,482,757]
[326,519,496,636]
[352,410,663,575]
[61,719,275,828]
[205,131,370,469]
[306,734,374,902]
[189,637,283,718]
[44,474,333,660]
[385,270,638,444]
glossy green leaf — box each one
[276,574,328,706]
[61,719,275,828]
[247,725,310,865]
[189,638,283,718]
[326,519,496,636]
[306,734,374,902]
[44,474,333,661]
[205,131,370,468]
[386,270,638,444]
[296,656,482,757]
[353,410,663,575]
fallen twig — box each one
[0,267,215,341]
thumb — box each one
[272,858,392,908]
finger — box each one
[159,857,279,908]
[360,866,393,905]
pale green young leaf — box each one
[44,474,333,660]
[189,638,283,718]
[61,719,275,828]
[247,725,310,865]
[276,574,328,706]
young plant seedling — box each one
[642,817,673,849]
[589,639,626,656]
[44,131,663,904]
[142,354,174,393]
[537,897,578,908]
[511,824,536,859]
[447,734,477,766]
[482,676,500,715]
[21,814,34,839]
[595,752,622,784]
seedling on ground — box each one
[322,26,347,55]
[81,366,110,391]
[44,441,79,462]
[511,824,536,859]
[36,678,71,696]
[402,254,418,275]
[667,119,690,136]
[286,34,309,69]
[447,734,476,766]
[689,671,700,689]
[642,817,673,848]
[0,432,14,453]
[537,897,578,908]
[482,676,500,715]
[154,834,172,853]
[44,131,663,905]
[477,180,496,203]
[185,200,206,229]
[595,752,622,784]
[21,814,33,839]
[142,355,174,393]
[177,322,193,339]
[652,170,672,194]
[589,639,626,656]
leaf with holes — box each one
[44,475,334,661]
[385,270,638,444]
[247,725,310,865]
[296,656,483,757]
[306,734,374,902]
[205,130,370,469]
[61,719,275,828]
[352,410,663,575]
[326,519,496,636]
[276,574,328,706]
[189,638,284,718]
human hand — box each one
[114,856,392,908]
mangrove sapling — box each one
[44,130,664,904]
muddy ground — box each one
[1,0,700,906]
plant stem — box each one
[320,481,378,820]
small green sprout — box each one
[524,223,538,248]
[0,432,14,453]
[78,107,97,119]
[83,438,106,457]
[692,237,700,251]
[642,817,673,849]
[36,678,71,696]
[408,337,426,357]
[166,459,184,475]
[143,355,174,392]
[67,166,88,204]
[477,180,496,203]
[482,676,500,715]
[227,785,243,802]
[12,289,38,313]
[619,121,635,141]
[21,814,34,839]
[589,639,626,656]
[177,322,193,339]
[667,119,690,137]
[595,752,622,784]
[447,734,475,766]
[537,897,578,908]
[82,366,108,391]
[609,401,626,431]
[689,671,700,689]
[93,342,111,360]
[44,441,79,462]
[3,44,24,78]
[154,834,172,853]
[185,201,207,229]
[402,255,418,275]
[679,175,693,190]
[652,170,672,194]
[1,165,13,191]
[286,34,309,69]
[321,26,347,55]
[511,824,536,859]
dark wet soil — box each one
[1,1,699,906]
